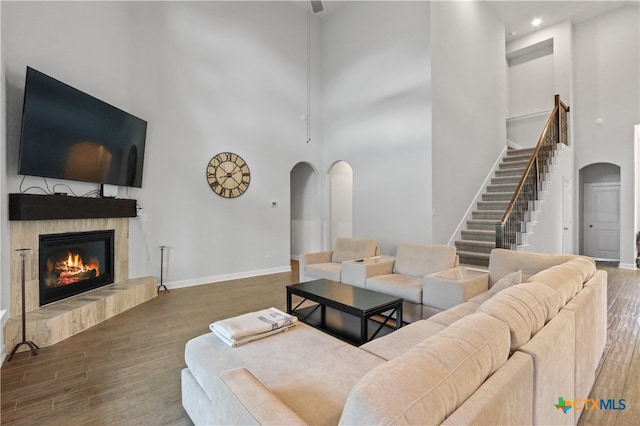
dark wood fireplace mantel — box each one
[9,193,137,221]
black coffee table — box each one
[286,279,403,345]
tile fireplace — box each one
[9,217,129,316]
[5,216,157,353]
[4,197,156,354]
[39,230,114,306]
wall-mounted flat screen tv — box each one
[18,66,147,188]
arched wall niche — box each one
[326,160,353,249]
[290,161,321,259]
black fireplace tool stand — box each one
[8,248,39,361]
[158,245,169,293]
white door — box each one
[562,178,572,254]
[583,182,620,260]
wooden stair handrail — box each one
[497,95,569,249]
[500,105,558,223]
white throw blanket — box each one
[210,307,298,347]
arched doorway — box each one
[327,161,353,247]
[579,163,621,260]
[290,162,321,260]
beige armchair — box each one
[362,243,461,322]
[298,237,379,283]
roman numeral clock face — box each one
[206,152,251,198]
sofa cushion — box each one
[339,312,510,425]
[392,243,457,277]
[427,300,480,327]
[216,367,307,425]
[331,237,378,263]
[527,257,596,305]
[476,282,563,351]
[359,320,447,360]
[365,274,422,304]
[304,262,341,282]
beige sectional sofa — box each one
[182,249,607,425]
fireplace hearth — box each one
[39,230,114,306]
[6,217,157,352]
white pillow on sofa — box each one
[486,270,522,299]
[470,270,522,303]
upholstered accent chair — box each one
[364,243,459,322]
[299,237,379,282]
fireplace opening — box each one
[39,230,114,306]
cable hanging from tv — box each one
[19,175,102,198]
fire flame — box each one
[56,251,100,279]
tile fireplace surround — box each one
[4,217,156,355]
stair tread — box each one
[455,240,495,247]
[456,250,490,259]
[500,162,528,168]
[467,219,499,224]
[462,229,496,235]
[472,207,508,214]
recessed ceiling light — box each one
[509,31,517,36]
[531,18,542,27]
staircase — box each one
[455,147,535,267]
[455,96,570,267]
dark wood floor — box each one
[578,264,640,425]
[1,262,638,425]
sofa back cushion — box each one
[488,249,577,286]
[339,312,509,425]
[331,237,378,263]
[527,257,596,305]
[476,282,563,351]
[393,243,457,277]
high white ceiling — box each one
[310,1,637,42]
[486,0,635,42]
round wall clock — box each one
[206,152,251,198]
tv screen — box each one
[18,67,147,188]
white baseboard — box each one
[618,263,637,270]
[163,265,292,290]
